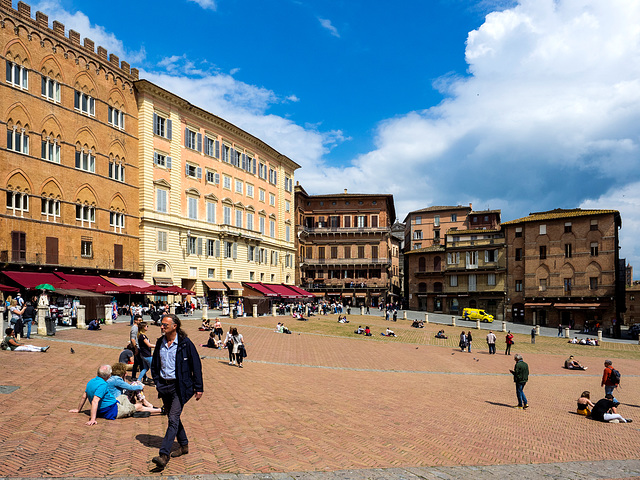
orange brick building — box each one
[0,1,139,276]
[502,209,624,331]
[295,186,400,307]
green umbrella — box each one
[35,284,56,291]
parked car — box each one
[461,308,494,323]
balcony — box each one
[302,281,388,292]
[302,257,391,266]
[301,226,390,235]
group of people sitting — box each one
[69,363,161,425]
[435,329,448,339]
[564,355,588,370]
[577,391,632,423]
[292,312,308,321]
[274,322,292,334]
[382,328,396,337]
[337,315,349,324]
[354,326,372,336]
[568,337,599,346]
[411,320,425,328]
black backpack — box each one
[609,368,621,385]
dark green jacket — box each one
[513,360,529,384]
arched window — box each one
[418,282,427,293]
[7,190,29,216]
[434,282,443,293]
[434,256,441,272]
[418,257,426,271]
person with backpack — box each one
[602,359,620,397]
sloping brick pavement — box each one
[1,315,639,478]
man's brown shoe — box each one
[152,453,170,469]
[171,445,189,457]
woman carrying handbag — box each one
[231,327,246,368]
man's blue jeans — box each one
[516,382,528,406]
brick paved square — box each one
[1,315,639,477]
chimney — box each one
[344,189,347,194]
[469,202,473,209]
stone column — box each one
[37,305,48,335]
[476,319,481,329]
[304,304,309,317]
[451,316,456,327]
[536,325,540,335]
[170,304,176,315]
[502,321,507,332]
[597,329,603,343]
[360,306,364,315]
[76,305,86,329]
[403,311,407,320]
[253,304,258,318]
[564,327,570,338]
[202,305,208,320]
[104,305,113,325]
[424,313,429,324]
[272,305,277,317]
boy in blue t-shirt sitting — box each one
[69,364,118,425]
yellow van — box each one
[462,308,494,323]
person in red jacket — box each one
[601,359,618,397]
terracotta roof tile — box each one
[502,208,619,225]
[404,245,446,255]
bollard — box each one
[170,305,176,315]
[502,321,507,332]
[360,306,364,315]
[305,304,309,317]
[535,325,540,335]
[272,305,277,317]
[252,304,258,317]
[564,327,570,338]
[37,305,48,335]
[104,305,113,325]
[597,329,603,343]
[76,305,86,329]
[202,305,208,320]
[403,311,407,320]
[451,316,456,327]
[476,319,481,330]
[424,313,429,324]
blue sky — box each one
[25,0,640,276]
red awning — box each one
[554,303,604,309]
[108,277,152,288]
[266,284,299,298]
[244,283,278,296]
[0,283,19,292]
[287,285,314,297]
[2,271,66,289]
[224,282,244,294]
[55,273,115,290]
[203,281,226,291]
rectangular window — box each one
[451,214,457,222]
[539,224,546,235]
[318,247,325,260]
[269,193,276,206]
[515,227,522,238]
[564,278,572,293]
[81,239,93,258]
[153,152,171,169]
[223,206,231,225]
[226,270,233,280]
[187,197,198,219]
[356,215,367,228]
[223,175,232,190]
[109,211,125,233]
[564,243,572,258]
[591,242,598,257]
[157,231,168,251]
[515,280,523,292]
[247,184,254,197]
[344,216,351,228]
[206,170,219,184]
[539,278,547,291]
[208,267,215,278]
[434,215,440,227]
[468,274,477,291]
[485,249,497,262]
[235,209,243,228]
[450,274,458,287]
[207,202,216,223]
[467,251,479,267]
[590,220,598,231]
[285,200,290,212]
[284,176,293,192]
[259,163,267,179]
[259,189,266,202]
[564,222,572,233]
[204,136,217,157]
[108,162,125,182]
[187,237,197,255]
[156,189,168,213]
[41,76,60,102]
[185,163,200,179]
[590,277,598,290]
[248,246,255,262]
[7,128,29,154]
[515,248,522,261]
[539,245,547,260]
[433,230,440,243]
[108,106,125,130]
[40,198,60,222]
[487,273,496,286]
[371,245,378,259]
[344,246,351,258]
[259,217,265,234]
[358,246,365,258]
[74,91,95,116]
[270,220,276,238]
[41,139,60,163]
[415,216,422,225]
[269,168,278,185]
[285,224,290,242]
[207,240,215,257]
[6,61,28,89]
[235,179,243,194]
[75,205,95,227]
[185,128,198,150]
[247,212,254,231]
[330,246,338,259]
[414,230,423,240]
[222,144,231,163]
[153,113,172,140]
[75,150,95,173]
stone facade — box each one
[0,1,139,275]
[135,80,298,298]
[502,209,623,330]
[295,186,399,307]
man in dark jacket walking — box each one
[510,353,529,409]
[151,314,203,470]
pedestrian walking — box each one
[505,331,514,355]
[601,359,620,397]
[224,327,235,365]
[531,327,536,344]
[467,331,473,353]
[558,324,562,337]
[510,354,529,409]
[486,330,496,354]
[151,314,203,470]
[231,327,246,368]
[459,331,467,352]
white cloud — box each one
[30,0,146,63]
[318,18,340,38]
[187,0,217,11]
